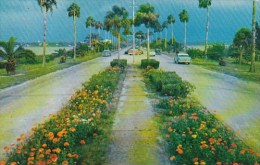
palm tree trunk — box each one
[73,13,76,60]
[184,21,187,52]
[43,5,47,67]
[98,27,101,39]
[90,25,92,48]
[239,48,244,64]
[118,33,120,60]
[165,29,167,49]
[147,28,150,60]
[160,31,162,44]
[250,0,256,72]
[205,6,210,60]
[171,23,174,45]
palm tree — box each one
[250,0,256,72]
[199,0,212,60]
[162,21,168,49]
[95,21,103,40]
[122,18,133,48]
[135,3,159,60]
[0,37,36,75]
[67,2,80,60]
[37,0,57,67]
[179,9,189,52]
[167,14,175,45]
[104,5,129,61]
[86,16,95,48]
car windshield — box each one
[178,54,188,57]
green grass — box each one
[0,53,100,89]
[192,58,260,84]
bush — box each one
[141,59,160,69]
[187,48,204,59]
[0,61,7,69]
[145,69,194,98]
[110,59,127,68]
[219,58,226,66]
[60,56,66,63]
[207,43,226,60]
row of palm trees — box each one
[37,0,257,72]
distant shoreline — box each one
[24,46,73,55]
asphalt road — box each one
[0,52,118,158]
[155,54,260,152]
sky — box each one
[0,0,259,44]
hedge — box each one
[141,59,160,69]
[110,59,127,68]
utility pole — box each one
[132,0,136,63]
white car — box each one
[149,50,156,57]
[102,50,111,57]
[174,52,191,64]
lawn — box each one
[192,58,260,84]
[0,53,100,89]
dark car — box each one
[155,49,161,55]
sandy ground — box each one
[155,55,260,152]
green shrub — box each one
[141,59,160,69]
[145,69,194,98]
[60,56,66,63]
[219,58,226,66]
[110,59,127,68]
[0,61,7,69]
[187,48,204,59]
[207,43,226,60]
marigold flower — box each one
[192,134,197,139]
[176,148,183,154]
[17,150,21,154]
[3,146,10,152]
[50,154,58,162]
[170,156,175,161]
[209,138,216,144]
[37,161,46,165]
[200,161,206,165]
[48,132,54,139]
[0,161,6,165]
[39,154,45,158]
[27,161,34,165]
[30,152,35,157]
[67,153,73,158]
[53,138,59,143]
[54,148,61,154]
[64,142,70,147]
[212,129,217,133]
[45,149,51,154]
[168,127,173,132]
[231,143,237,148]
[232,163,239,165]
[254,162,260,165]
[240,150,246,154]
[62,161,69,165]
[216,162,222,165]
[69,127,76,132]
[73,154,79,159]
[194,162,199,165]
[194,157,198,162]
[10,162,17,165]
[80,140,86,145]
[46,159,52,164]
[16,138,22,142]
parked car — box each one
[155,49,161,55]
[150,50,156,57]
[102,50,111,57]
[174,52,191,64]
[128,49,143,55]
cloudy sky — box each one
[0,0,259,44]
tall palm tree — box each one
[250,0,256,72]
[104,5,129,60]
[199,0,212,60]
[86,16,95,48]
[95,21,103,40]
[167,14,175,45]
[67,2,80,60]
[122,18,133,48]
[135,3,159,60]
[0,37,36,75]
[37,0,57,67]
[162,21,168,49]
[179,9,189,52]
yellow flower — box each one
[212,128,217,133]
[192,134,197,138]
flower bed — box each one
[1,67,123,165]
[144,69,260,165]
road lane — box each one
[155,54,260,152]
[0,53,117,158]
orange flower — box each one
[57,131,63,137]
[67,153,73,158]
[69,127,76,132]
[10,162,17,165]
[3,146,10,152]
[170,156,175,161]
[37,161,46,165]
[0,161,6,165]
[54,148,61,154]
[46,159,52,164]
[62,161,69,165]
[254,162,260,165]
[200,161,206,165]
[45,149,51,154]
[53,138,59,143]
[176,148,183,154]
[30,152,35,157]
[231,143,237,148]
[17,145,23,150]
[50,154,58,162]
[240,150,246,154]
[73,154,79,159]
[209,138,216,144]
[80,140,86,145]
[16,138,22,142]
[39,148,44,153]
[232,163,239,165]
[194,157,198,162]
[168,127,173,132]
[48,132,54,139]
[39,154,45,158]
[16,150,21,154]
[212,129,217,133]
[216,162,222,165]
[64,142,70,147]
